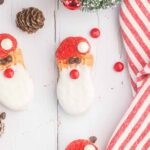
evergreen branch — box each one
[80,0,121,11]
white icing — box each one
[57,65,94,115]
[84,145,96,150]
[1,39,13,50]
[77,42,89,53]
[0,64,34,110]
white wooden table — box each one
[0,0,133,150]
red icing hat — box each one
[66,139,98,150]
[56,37,91,60]
[0,33,17,58]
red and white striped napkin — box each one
[107,0,150,149]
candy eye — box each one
[1,38,13,51]
[84,144,96,150]
[77,42,89,53]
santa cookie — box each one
[56,37,94,115]
[66,137,99,150]
[0,33,34,110]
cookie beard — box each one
[57,65,94,115]
[0,64,34,111]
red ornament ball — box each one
[4,68,14,78]
[70,69,79,79]
[63,0,81,10]
[90,28,100,38]
[114,62,124,72]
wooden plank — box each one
[56,5,132,150]
[0,0,57,150]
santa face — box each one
[0,64,34,110]
[57,64,94,115]
[0,33,34,110]
[56,37,94,115]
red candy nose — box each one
[70,69,79,79]
[4,68,14,78]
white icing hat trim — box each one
[77,42,89,53]
[1,39,13,50]
[84,144,96,150]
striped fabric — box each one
[107,0,150,149]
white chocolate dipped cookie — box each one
[0,33,34,110]
[56,37,94,115]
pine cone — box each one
[0,120,5,136]
[16,7,45,34]
[0,112,6,137]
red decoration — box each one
[4,68,14,78]
[63,0,81,10]
[90,28,100,38]
[0,34,17,58]
[56,37,90,60]
[114,62,124,72]
[70,69,79,79]
[66,139,98,150]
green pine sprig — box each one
[81,0,121,11]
